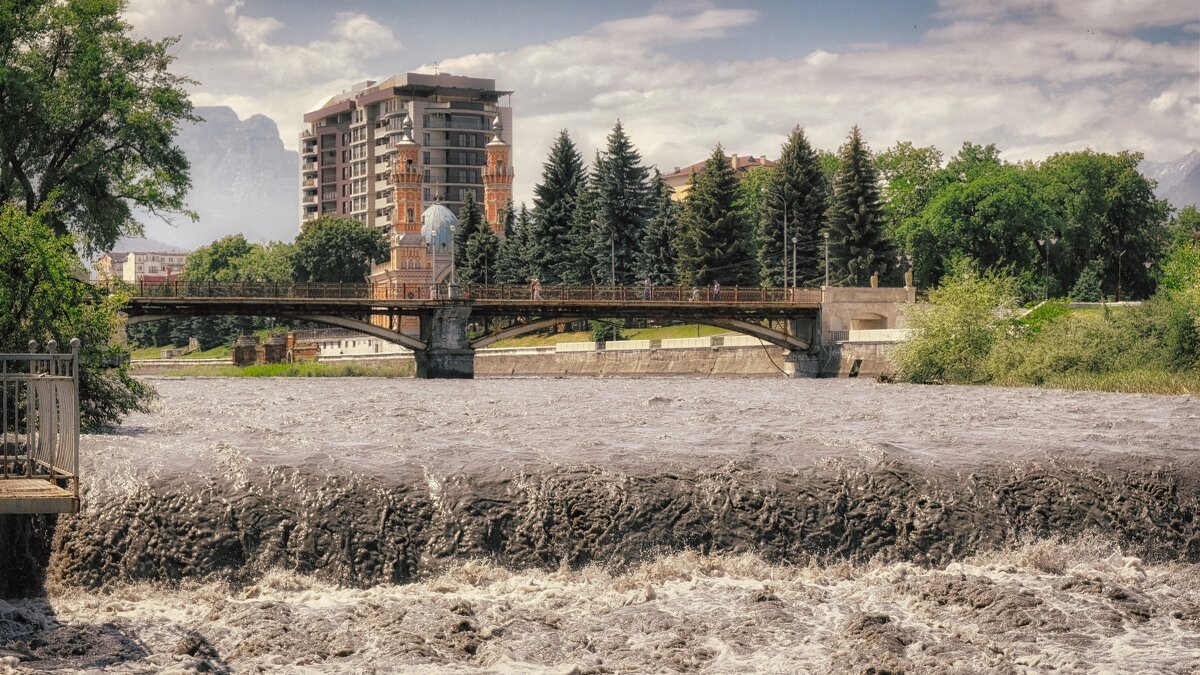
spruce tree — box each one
[561,177,599,284]
[454,190,481,276]
[1070,259,1104,302]
[461,213,500,285]
[494,200,523,284]
[676,145,758,287]
[760,126,829,287]
[590,121,651,284]
[530,130,587,283]
[825,126,893,286]
[636,170,679,285]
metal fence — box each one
[0,340,81,500]
[119,280,823,305]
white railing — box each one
[0,340,80,502]
[846,329,914,342]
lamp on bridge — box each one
[1037,235,1058,300]
[823,231,830,289]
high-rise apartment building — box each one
[299,72,513,232]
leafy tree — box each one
[825,126,893,286]
[875,141,944,237]
[460,209,501,285]
[816,150,840,185]
[892,260,1020,384]
[760,126,829,287]
[735,165,772,242]
[1158,239,1200,292]
[896,165,1052,293]
[943,142,1003,184]
[530,130,587,283]
[1038,150,1170,299]
[1070,260,1104,301]
[0,204,152,430]
[292,216,388,283]
[676,144,758,286]
[636,171,679,285]
[453,191,481,275]
[0,0,196,255]
[589,121,651,284]
[183,235,253,281]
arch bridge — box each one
[121,281,824,378]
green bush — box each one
[589,319,626,342]
[891,260,1019,384]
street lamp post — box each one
[1116,249,1126,302]
[449,223,457,298]
[1037,235,1058,300]
[791,236,797,289]
[823,232,830,289]
[610,232,617,341]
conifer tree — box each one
[760,126,829,286]
[636,170,679,285]
[494,201,525,284]
[454,190,482,276]
[825,126,893,286]
[676,144,758,287]
[461,211,500,285]
[529,130,587,283]
[561,177,599,284]
[589,121,651,284]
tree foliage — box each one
[675,145,757,286]
[589,121,651,284]
[460,208,500,285]
[636,171,679,285]
[825,126,893,286]
[760,126,829,286]
[1069,259,1104,302]
[891,260,1020,384]
[0,0,197,255]
[453,191,481,275]
[292,216,388,283]
[0,203,152,430]
[530,130,587,283]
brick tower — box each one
[392,117,423,232]
[483,114,513,235]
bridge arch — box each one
[470,315,808,351]
[125,312,427,351]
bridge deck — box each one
[0,479,78,514]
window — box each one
[424,133,430,145]
[423,151,430,164]
[424,187,431,201]
[406,207,414,223]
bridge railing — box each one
[1,340,81,501]
[120,280,824,305]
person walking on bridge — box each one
[531,278,542,301]
[643,277,652,301]
[712,280,721,301]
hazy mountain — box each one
[1141,149,1200,209]
[137,106,298,248]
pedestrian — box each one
[712,280,721,300]
[690,286,700,302]
[532,278,542,300]
[643,277,651,301]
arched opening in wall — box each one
[850,312,887,330]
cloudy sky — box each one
[125,0,1199,205]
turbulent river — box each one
[2,376,1199,673]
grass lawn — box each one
[158,361,415,378]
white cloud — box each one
[125,0,1199,210]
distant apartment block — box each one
[95,250,188,283]
[299,72,514,231]
[663,154,775,201]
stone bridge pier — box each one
[415,305,475,379]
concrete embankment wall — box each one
[476,346,796,377]
[131,343,901,379]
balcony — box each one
[302,178,317,187]
[302,163,317,172]
[423,119,485,130]
[302,195,317,205]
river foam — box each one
[3,377,1198,672]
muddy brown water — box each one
[2,377,1198,673]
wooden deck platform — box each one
[0,479,78,514]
